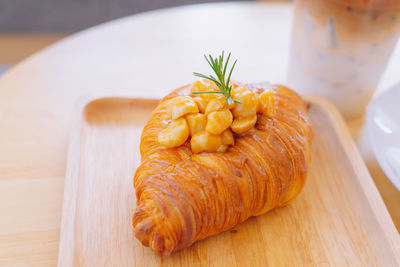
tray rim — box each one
[57,94,400,266]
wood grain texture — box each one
[0,34,67,64]
[0,4,398,266]
[58,96,400,266]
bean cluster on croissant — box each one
[158,80,276,153]
[133,79,313,256]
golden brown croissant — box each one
[133,82,313,256]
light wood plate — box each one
[58,96,400,266]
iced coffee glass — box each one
[288,0,400,119]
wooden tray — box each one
[58,96,400,266]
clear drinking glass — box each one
[288,0,400,119]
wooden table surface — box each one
[0,2,399,265]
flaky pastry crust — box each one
[133,83,313,256]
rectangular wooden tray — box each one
[58,96,400,266]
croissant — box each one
[133,82,313,256]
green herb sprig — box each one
[193,51,241,105]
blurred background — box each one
[0,0,283,74]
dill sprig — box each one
[193,51,241,105]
